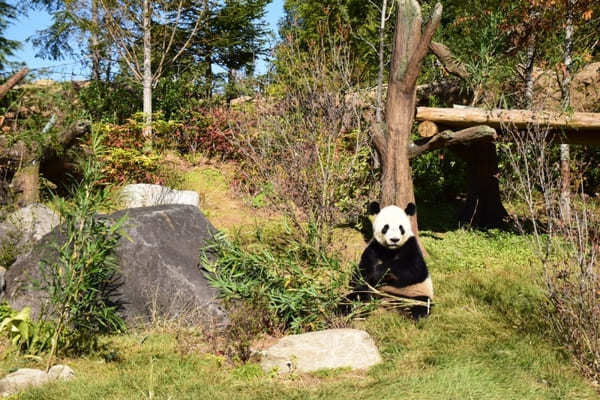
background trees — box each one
[0,0,19,70]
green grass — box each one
[3,227,599,399]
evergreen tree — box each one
[0,0,20,71]
[179,0,269,97]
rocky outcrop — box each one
[533,63,600,112]
[259,329,382,374]
[121,184,199,208]
[2,205,226,326]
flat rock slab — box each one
[259,329,382,374]
[0,365,74,397]
[121,184,199,208]
[2,205,226,326]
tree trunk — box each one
[373,0,442,237]
[454,141,507,227]
[90,0,101,81]
[559,0,574,220]
[375,0,388,125]
[142,0,153,139]
[205,50,213,98]
[13,164,39,207]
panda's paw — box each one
[409,306,430,320]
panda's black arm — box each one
[357,245,389,285]
[389,237,429,285]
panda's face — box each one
[372,205,414,249]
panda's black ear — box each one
[367,201,380,215]
[405,202,416,216]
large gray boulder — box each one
[2,205,225,326]
[121,184,199,208]
[0,365,74,397]
[259,329,382,374]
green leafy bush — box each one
[40,130,126,368]
[202,231,350,334]
[96,118,181,185]
[78,80,141,124]
[0,306,53,354]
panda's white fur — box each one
[372,205,414,249]
[377,277,433,299]
[354,202,433,318]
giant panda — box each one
[352,201,433,319]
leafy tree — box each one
[177,0,269,97]
[0,0,20,71]
[30,0,111,80]
[99,0,202,138]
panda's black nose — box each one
[390,238,400,243]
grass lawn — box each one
[2,164,598,399]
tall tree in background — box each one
[0,0,20,71]
[280,0,393,83]
[100,0,203,138]
[182,0,268,97]
[30,0,111,80]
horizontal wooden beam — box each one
[416,107,600,145]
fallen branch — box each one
[409,125,497,158]
[0,68,28,100]
[429,41,470,80]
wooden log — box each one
[0,68,28,100]
[0,119,90,162]
[417,120,439,138]
[56,119,91,147]
[409,125,497,159]
[416,107,600,144]
[0,137,37,162]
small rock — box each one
[0,365,74,397]
[259,329,382,374]
[121,184,199,208]
[230,95,252,106]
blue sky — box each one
[4,0,284,80]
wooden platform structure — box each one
[416,107,600,145]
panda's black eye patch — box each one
[400,225,405,235]
[382,224,389,234]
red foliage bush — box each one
[174,106,243,159]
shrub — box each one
[96,117,181,185]
[174,106,242,159]
[78,80,141,124]
[40,129,126,369]
[202,231,351,334]
[502,122,600,381]
[230,34,377,248]
[0,306,54,354]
